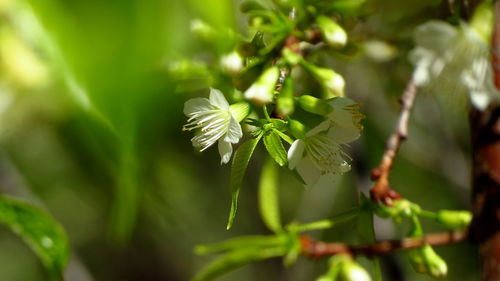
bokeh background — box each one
[0,0,478,280]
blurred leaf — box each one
[192,246,286,281]
[294,220,334,232]
[258,158,282,233]
[227,136,262,229]
[0,196,69,280]
[195,235,285,255]
[263,131,287,166]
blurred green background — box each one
[0,0,478,280]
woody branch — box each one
[300,231,467,259]
[370,79,419,205]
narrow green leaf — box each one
[273,129,294,145]
[263,131,287,166]
[295,220,334,232]
[192,247,286,281]
[0,196,69,280]
[226,136,262,229]
[195,235,285,255]
[258,158,282,233]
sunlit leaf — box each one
[195,235,285,255]
[263,131,287,166]
[258,158,282,233]
[0,196,69,280]
[226,136,262,229]
[192,247,286,281]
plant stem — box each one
[370,79,418,205]
[300,231,467,258]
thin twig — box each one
[300,231,467,259]
[370,79,419,205]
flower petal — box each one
[184,98,212,115]
[306,120,331,137]
[414,21,457,53]
[287,139,305,170]
[218,140,233,164]
[224,115,243,143]
[327,124,360,143]
[296,155,322,187]
[209,88,230,110]
[327,97,356,125]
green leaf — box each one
[263,131,287,166]
[0,196,69,280]
[273,129,294,145]
[226,136,262,229]
[195,235,285,255]
[294,220,334,232]
[192,247,286,281]
[258,158,282,233]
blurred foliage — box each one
[0,0,480,280]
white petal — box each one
[328,97,356,125]
[327,124,360,143]
[218,140,233,164]
[184,98,212,115]
[224,116,243,143]
[209,88,230,110]
[306,120,330,137]
[296,155,322,187]
[287,139,305,169]
[414,21,457,53]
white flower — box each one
[288,97,363,187]
[410,20,499,110]
[183,88,243,164]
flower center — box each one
[183,108,230,151]
[305,134,351,175]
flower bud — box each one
[276,77,295,116]
[244,66,279,105]
[408,244,447,278]
[220,51,244,76]
[190,19,216,40]
[301,61,345,98]
[229,102,250,122]
[289,119,306,139]
[316,16,347,48]
[373,199,419,219]
[469,0,493,43]
[296,95,331,115]
[339,259,372,281]
[435,210,472,230]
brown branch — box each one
[300,231,467,259]
[370,79,419,205]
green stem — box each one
[417,209,437,219]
